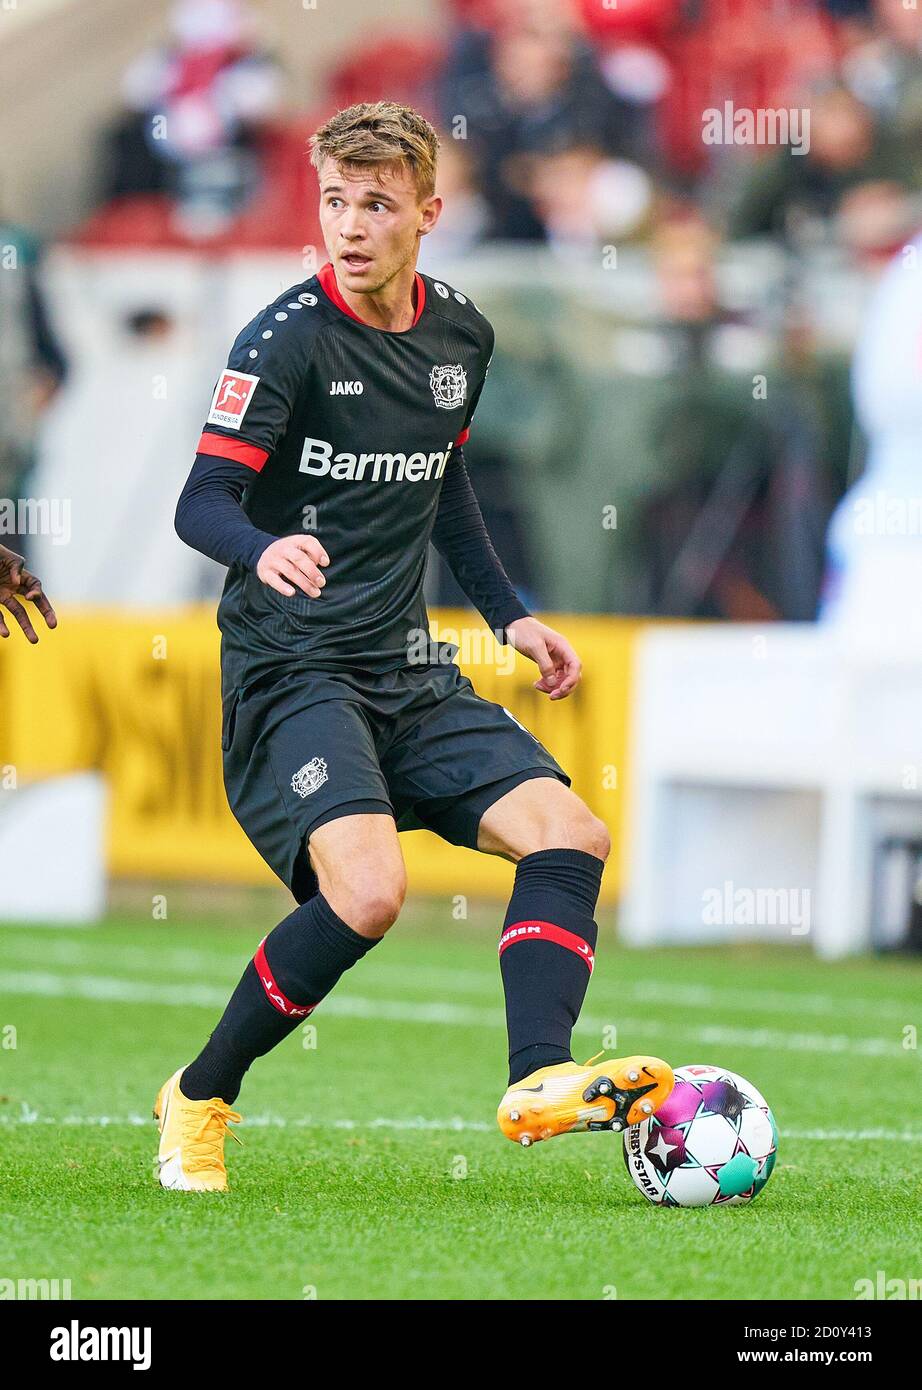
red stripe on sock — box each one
[254,938,317,1018]
[498,920,594,973]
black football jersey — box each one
[197,264,495,688]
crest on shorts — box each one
[429,363,467,411]
[291,757,328,798]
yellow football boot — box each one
[498,1054,674,1147]
[153,1068,242,1191]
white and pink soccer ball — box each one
[623,1064,778,1207]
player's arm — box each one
[0,544,57,643]
[431,449,581,700]
[430,446,528,633]
[176,309,329,597]
[174,455,328,598]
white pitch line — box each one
[1,935,919,1022]
[0,936,239,977]
[625,978,918,1024]
[1,1109,921,1144]
[0,970,504,1023]
[785,1128,922,1143]
[0,969,915,1059]
[0,969,231,1010]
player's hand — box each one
[256,535,330,598]
[0,544,57,644]
[505,616,581,700]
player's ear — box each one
[418,194,442,238]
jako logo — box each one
[50,1320,151,1371]
[299,436,453,483]
[329,380,364,395]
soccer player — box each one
[0,544,56,643]
[161,102,673,1191]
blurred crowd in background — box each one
[6,0,922,626]
[86,0,922,259]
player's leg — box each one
[383,664,674,1145]
[155,811,404,1191]
[477,778,674,1146]
[181,812,404,1097]
[479,777,608,1084]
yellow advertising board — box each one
[0,608,643,903]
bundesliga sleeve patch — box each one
[207,370,260,430]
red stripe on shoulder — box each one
[197,432,268,472]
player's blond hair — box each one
[309,102,440,201]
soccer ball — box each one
[622,1064,778,1207]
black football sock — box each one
[498,848,605,1086]
[181,893,379,1104]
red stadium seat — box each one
[653,1,837,174]
[328,34,447,118]
[578,0,683,43]
[65,195,188,250]
[444,0,501,29]
[229,117,324,252]
[66,118,325,253]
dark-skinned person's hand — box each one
[0,544,57,644]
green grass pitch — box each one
[1,892,920,1301]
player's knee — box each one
[334,871,406,938]
[577,812,611,862]
[538,802,611,862]
[561,811,611,861]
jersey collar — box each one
[317,261,426,331]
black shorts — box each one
[222,661,570,902]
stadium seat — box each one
[66,119,324,253]
[578,0,683,43]
[328,35,446,118]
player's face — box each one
[318,159,441,295]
